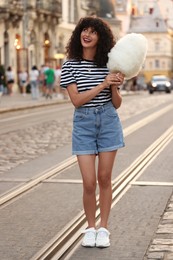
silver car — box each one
[148,75,171,94]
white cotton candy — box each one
[107,33,148,80]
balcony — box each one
[0,0,24,25]
[0,0,23,11]
[36,0,62,17]
[81,0,99,14]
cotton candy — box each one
[107,33,148,80]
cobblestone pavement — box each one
[0,92,173,176]
[0,119,72,174]
[144,194,173,260]
[0,92,173,259]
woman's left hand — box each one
[106,72,124,87]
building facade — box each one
[115,0,173,82]
[2,0,172,91]
[0,0,62,91]
[128,0,173,81]
[0,0,122,92]
[57,0,121,66]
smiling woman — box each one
[60,16,125,248]
[80,27,99,54]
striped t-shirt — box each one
[60,59,111,107]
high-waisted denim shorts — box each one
[72,101,125,155]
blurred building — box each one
[0,0,122,90]
[115,0,132,35]
[56,0,121,65]
[2,0,172,90]
[128,0,173,81]
[0,0,62,91]
[115,0,173,82]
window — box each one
[68,0,77,23]
[155,41,160,51]
[149,61,152,69]
[162,61,165,69]
[156,21,159,27]
[155,59,160,68]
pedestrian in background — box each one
[39,64,47,96]
[44,64,55,99]
[18,70,28,96]
[6,66,15,95]
[54,65,62,98]
[0,65,5,95]
[29,65,39,99]
[60,17,124,248]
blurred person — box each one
[18,70,28,96]
[131,77,137,91]
[60,17,124,248]
[39,64,47,96]
[6,66,15,95]
[44,64,55,99]
[29,65,39,99]
[0,65,5,95]
[43,62,49,92]
[136,75,147,90]
[54,65,63,98]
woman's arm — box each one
[111,86,122,109]
[67,81,108,108]
[110,72,124,109]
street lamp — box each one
[14,34,21,50]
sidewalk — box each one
[0,92,69,113]
[0,90,137,114]
[0,91,173,259]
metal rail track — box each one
[0,103,172,207]
[0,156,77,206]
[31,125,173,260]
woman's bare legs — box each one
[8,83,13,95]
[77,154,97,228]
[98,151,117,228]
[77,151,117,229]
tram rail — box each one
[0,104,173,260]
[31,125,173,260]
[0,104,172,207]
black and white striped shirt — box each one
[60,59,112,107]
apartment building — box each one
[0,0,122,92]
[116,0,173,81]
[0,0,61,91]
[2,0,171,89]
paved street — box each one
[0,91,172,175]
[0,91,173,260]
[1,0,173,258]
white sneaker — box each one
[96,227,110,248]
[81,227,96,247]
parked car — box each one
[148,75,171,94]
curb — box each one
[0,91,139,114]
[0,99,70,114]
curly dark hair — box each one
[66,17,116,67]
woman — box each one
[18,70,28,96]
[60,17,125,248]
[6,66,15,95]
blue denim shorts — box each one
[72,102,125,155]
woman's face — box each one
[80,27,99,49]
